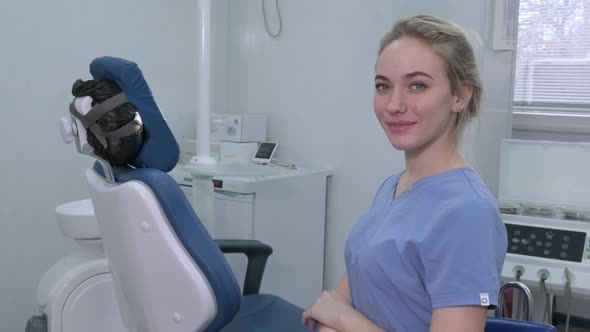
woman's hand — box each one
[302,290,355,330]
[319,324,340,332]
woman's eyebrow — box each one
[403,71,433,79]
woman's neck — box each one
[402,132,465,186]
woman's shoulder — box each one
[430,167,496,203]
[416,168,501,224]
[445,169,503,220]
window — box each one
[513,0,590,132]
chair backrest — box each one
[80,57,242,332]
[485,317,557,332]
[89,57,179,172]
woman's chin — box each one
[388,138,416,152]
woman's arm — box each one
[333,275,385,332]
[303,293,386,332]
[430,306,487,332]
[334,274,351,302]
[303,274,386,332]
[318,325,339,332]
[422,199,505,332]
[337,310,387,332]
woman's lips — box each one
[386,121,416,133]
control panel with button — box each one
[498,140,590,300]
[506,223,587,262]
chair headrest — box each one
[89,56,179,172]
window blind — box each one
[514,0,590,114]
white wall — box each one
[222,0,512,290]
[226,0,399,291]
[0,1,199,330]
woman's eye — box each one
[375,83,390,91]
[410,83,426,91]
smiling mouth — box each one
[386,121,416,133]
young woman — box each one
[303,15,508,332]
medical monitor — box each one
[253,142,277,164]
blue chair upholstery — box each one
[485,317,557,332]
[223,294,307,332]
[89,57,310,331]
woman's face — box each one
[374,36,464,153]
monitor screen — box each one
[255,142,276,160]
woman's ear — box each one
[452,83,473,113]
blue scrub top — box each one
[345,167,507,332]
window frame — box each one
[512,111,590,134]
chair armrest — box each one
[485,317,557,332]
[215,239,273,296]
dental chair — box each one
[32,56,557,332]
[53,56,309,332]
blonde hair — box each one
[379,15,482,135]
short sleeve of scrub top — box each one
[344,167,508,332]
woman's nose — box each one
[386,90,406,114]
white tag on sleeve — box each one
[480,293,490,306]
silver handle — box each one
[495,281,534,321]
